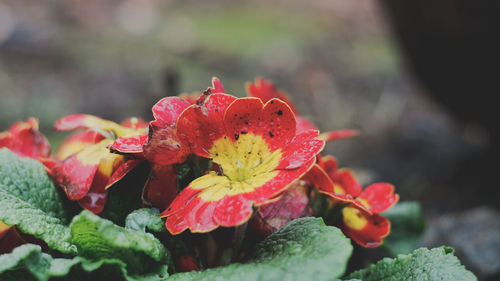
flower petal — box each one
[143,125,190,165]
[319,129,360,142]
[305,164,368,211]
[246,77,298,114]
[251,182,311,236]
[105,159,143,189]
[296,116,319,133]
[213,194,253,227]
[276,130,324,170]
[0,222,48,254]
[55,130,105,161]
[120,117,148,129]
[177,93,236,157]
[330,169,362,198]
[210,77,226,94]
[161,156,313,234]
[223,98,296,151]
[249,158,316,205]
[356,183,399,214]
[259,99,296,150]
[151,97,191,127]
[0,118,51,159]
[223,97,264,142]
[317,155,338,176]
[164,196,218,234]
[340,206,390,248]
[110,134,148,155]
[142,164,178,210]
[53,140,113,200]
[54,114,122,133]
[77,150,124,213]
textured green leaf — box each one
[168,217,353,281]
[0,244,169,281]
[125,208,166,232]
[0,148,75,254]
[382,201,425,255]
[347,246,477,281]
[70,210,172,275]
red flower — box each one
[160,91,325,234]
[109,95,196,209]
[309,155,399,247]
[52,114,147,213]
[246,78,359,141]
[0,118,50,160]
[109,78,226,210]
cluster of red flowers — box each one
[1,77,398,248]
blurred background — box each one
[1,1,498,280]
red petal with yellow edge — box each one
[120,117,148,129]
[105,159,143,189]
[0,118,51,159]
[248,158,315,205]
[152,97,191,127]
[110,134,148,155]
[223,97,264,142]
[214,194,254,227]
[259,99,296,150]
[331,169,362,198]
[320,129,360,143]
[211,77,226,93]
[142,164,178,210]
[276,130,324,170]
[52,140,113,200]
[296,116,318,133]
[340,206,390,248]
[78,150,124,213]
[306,164,348,199]
[306,164,368,211]
[357,183,399,214]
[54,114,121,132]
[251,182,311,236]
[160,185,201,217]
[55,130,105,161]
[177,93,236,158]
[143,125,190,165]
[246,78,298,114]
[165,196,218,234]
[224,98,297,150]
[318,155,338,176]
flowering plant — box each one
[0,78,476,281]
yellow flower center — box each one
[191,133,282,202]
[342,206,368,230]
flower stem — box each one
[231,221,248,262]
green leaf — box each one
[0,244,169,281]
[70,210,172,275]
[168,217,353,281]
[346,246,477,281]
[382,201,425,255]
[0,148,75,254]
[125,208,166,232]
